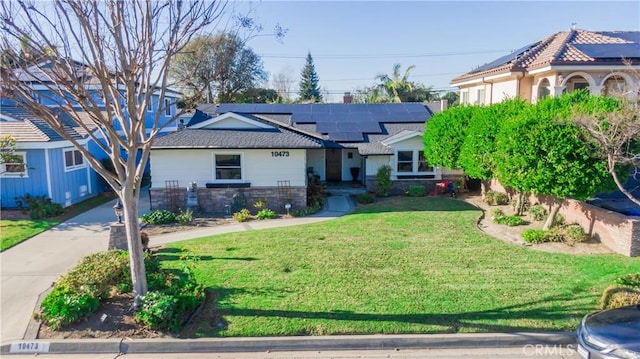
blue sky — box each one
[229,1,640,102]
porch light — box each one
[113,200,123,224]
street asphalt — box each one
[0,191,578,356]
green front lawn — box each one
[1,193,116,251]
[161,197,640,337]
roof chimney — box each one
[343,92,353,104]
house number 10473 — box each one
[271,151,290,157]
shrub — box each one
[141,210,176,225]
[15,194,63,219]
[599,285,640,310]
[522,229,548,244]
[256,208,277,220]
[356,193,375,204]
[484,191,509,206]
[136,265,204,331]
[545,227,565,243]
[140,231,150,250]
[233,208,251,222]
[253,198,267,211]
[562,224,588,243]
[529,204,548,221]
[553,213,565,227]
[614,273,640,288]
[37,250,131,329]
[405,185,426,197]
[38,286,100,330]
[375,165,392,197]
[293,201,322,217]
[492,208,525,226]
[175,208,194,224]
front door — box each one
[325,149,342,181]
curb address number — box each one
[10,341,50,353]
[271,151,290,157]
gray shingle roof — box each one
[0,105,101,142]
[151,128,323,149]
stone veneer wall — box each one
[149,186,307,214]
[485,179,639,257]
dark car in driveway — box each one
[577,304,640,359]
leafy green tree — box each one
[236,87,280,103]
[298,52,322,102]
[458,99,529,212]
[376,64,415,103]
[440,91,460,107]
[170,33,267,104]
[495,92,615,229]
[572,93,640,206]
[423,105,479,170]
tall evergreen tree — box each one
[298,52,322,102]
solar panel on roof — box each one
[311,104,330,113]
[353,121,382,133]
[350,104,369,113]
[574,43,640,59]
[292,112,313,123]
[316,121,339,133]
[336,122,360,131]
[471,42,538,74]
[329,104,349,114]
[328,132,363,142]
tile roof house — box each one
[451,29,640,105]
[148,102,458,213]
[0,61,182,209]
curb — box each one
[1,332,576,355]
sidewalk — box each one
[0,193,353,343]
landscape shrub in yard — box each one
[529,204,548,221]
[600,273,640,309]
[256,209,277,220]
[522,229,548,244]
[175,208,194,224]
[141,210,176,224]
[484,191,509,205]
[355,193,375,204]
[405,185,426,197]
[375,165,392,197]
[491,208,525,226]
[15,194,63,219]
[233,208,251,222]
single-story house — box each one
[149,101,458,213]
[451,29,640,104]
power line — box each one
[318,72,462,82]
[260,49,511,59]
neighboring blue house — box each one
[0,61,181,209]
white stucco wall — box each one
[366,155,391,176]
[490,79,519,103]
[307,149,326,181]
[341,149,362,181]
[150,149,307,188]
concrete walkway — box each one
[0,193,353,343]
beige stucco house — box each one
[451,29,640,104]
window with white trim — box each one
[396,150,433,177]
[64,148,85,171]
[461,91,469,105]
[1,152,27,177]
[215,154,242,181]
[476,88,485,105]
[147,97,154,112]
[164,99,172,116]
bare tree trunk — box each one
[609,155,640,207]
[120,188,147,308]
[515,192,526,216]
[543,203,561,230]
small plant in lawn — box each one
[356,193,375,204]
[600,285,640,310]
[256,209,277,220]
[141,210,176,224]
[522,229,548,244]
[140,231,150,251]
[529,204,548,221]
[405,185,426,197]
[293,201,322,217]
[233,208,251,222]
[484,191,509,206]
[175,208,194,224]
